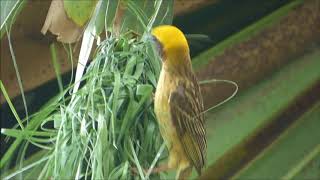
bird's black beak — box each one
[150,35,164,60]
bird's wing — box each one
[169,79,206,174]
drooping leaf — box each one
[63,0,98,27]
[41,0,83,43]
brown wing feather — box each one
[169,76,206,174]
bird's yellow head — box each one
[151,25,190,68]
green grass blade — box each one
[1,128,55,137]
[50,43,64,95]
[3,155,50,180]
[129,139,145,179]
[0,81,24,130]
[5,26,29,122]
[0,0,26,39]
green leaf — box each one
[124,56,136,77]
[50,43,63,95]
[0,88,67,168]
[95,0,118,36]
[136,84,153,96]
[122,0,174,34]
[145,68,157,88]
[104,0,120,32]
[63,0,98,27]
[2,1,173,178]
[133,61,144,80]
[1,129,56,138]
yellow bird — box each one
[152,25,207,179]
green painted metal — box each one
[192,0,303,70]
[286,144,320,179]
[200,49,320,178]
[290,147,320,180]
[233,102,320,179]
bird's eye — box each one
[151,35,164,59]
